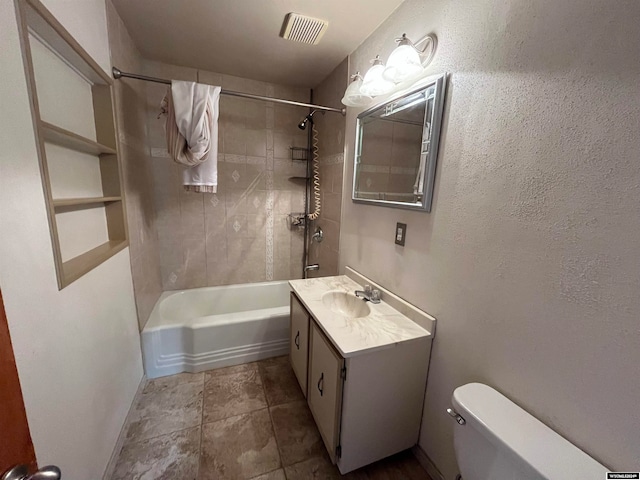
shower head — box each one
[298,109,320,130]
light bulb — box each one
[360,56,395,97]
[383,44,423,83]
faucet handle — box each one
[364,284,372,295]
[370,289,381,302]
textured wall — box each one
[143,61,310,288]
[0,0,143,477]
[307,59,348,277]
[106,1,162,329]
[340,0,640,477]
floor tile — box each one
[248,469,286,480]
[203,363,267,423]
[111,364,431,480]
[126,381,203,443]
[270,400,325,466]
[283,455,342,479]
[200,409,281,480]
[362,450,431,479]
[258,356,304,406]
[283,449,430,480]
[111,427,200,480]
[256,356,288,369]
[206,362,258,378]
[143,372,204,394]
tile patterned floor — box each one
[110,356,431,479]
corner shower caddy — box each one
[16,0,127,289]
[290,146,309,162]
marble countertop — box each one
[289,275,431,358]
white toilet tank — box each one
[450,383,608,480]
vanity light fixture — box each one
[341,32,438,107]
[360,55,395,97]
[341,72,373,107]
[383,33,436,83]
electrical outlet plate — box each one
[395,223,407,246]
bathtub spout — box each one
[304,264,319,272]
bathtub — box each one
[142,280,291,379]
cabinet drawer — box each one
[290,293,309,396]
[308,322,344,463]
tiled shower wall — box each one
[106,1,163,329]
[307,59,348,277]
[143,61,311,289]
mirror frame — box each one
[352,72,447,212]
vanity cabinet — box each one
[289,288,433,474]
[289,293,309,396]
[308,321,344,463]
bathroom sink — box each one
[322,291,371,318]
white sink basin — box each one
[322,290,371,318]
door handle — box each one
[294,331,300,349]
[317,372,324,396]
[2,465,61,480]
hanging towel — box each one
[162,81,221,193]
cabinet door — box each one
[308,322,344,463]
[290,293,309,396]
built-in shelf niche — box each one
[16,0,128,289]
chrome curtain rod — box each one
[112,67,346,115]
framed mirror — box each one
[352,73,446,211]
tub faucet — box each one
[354,285,381,304]
[304,264,319,272]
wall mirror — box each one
[353,73,446,211]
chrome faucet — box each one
[303,264,319,279]
[312,227,323,243]
[354,284,381,304]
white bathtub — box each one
[142,280,291,379]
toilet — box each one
[449,383,608,480]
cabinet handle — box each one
[317,372,324,396]
[294,331,300,349]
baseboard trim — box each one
[412,445,445,480]
[102,374,146,480]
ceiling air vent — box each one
[281,13,329,45]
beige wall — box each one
[307,59,348,277]
[106,1,162,328]
[341,0,640,477]
[0,0,143,477]
[142,61,311,288]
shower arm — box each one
[112,67,346,116]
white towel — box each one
[163,80,221,193]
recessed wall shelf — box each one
[62,240,128,286]
[16,0,128,289]
[41,121,117,156]
[53,197,122,209]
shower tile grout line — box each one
[265,110,274,282]
[201,189,208,288]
